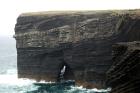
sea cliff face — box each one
[106,41,140,93]
[15,10,140,89]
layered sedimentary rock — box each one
[106,41,140,93]
[14,10,140,88]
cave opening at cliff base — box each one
[57,60,75,82]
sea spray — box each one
[0,69,110,93]
[0,73,38,93]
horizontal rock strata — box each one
[15,10,140,88]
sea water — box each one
[0,36,110,93]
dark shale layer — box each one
[14,10,140,89]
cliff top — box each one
[20,9,140,17]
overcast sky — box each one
[0,0,140,37]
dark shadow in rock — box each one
[57,59,75,82]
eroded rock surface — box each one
[106,41,140,93]
[15,10,140,88]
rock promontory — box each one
[15,10,140,89]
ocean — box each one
[0,36,110,93]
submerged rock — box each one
[14,10,140,89]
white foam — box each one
[0,69,56,86]
[0,69,111,93]
[0,69,39,93]
[0,74,36,86]
[68,86,111,93]
[37,80,55,84]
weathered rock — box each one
[14,10,140,89]
[106,41,140,93]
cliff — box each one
[106,41,140,93]
[14,10,140,89]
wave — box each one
[0,69,110,93]
[0,70,38,93]
[67,86,111,93]
[0,69,36,86]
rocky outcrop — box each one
[106,41,140,93]
[14,10,140,88]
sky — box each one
[0,0,140,37]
